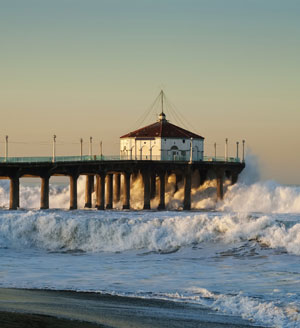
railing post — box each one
[236,141,239,161]
[242,140,245,162]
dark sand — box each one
[0,288,265,328]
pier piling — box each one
[114,173,121,203]
[69,175,78,210]
[158,171,166,210]
[9,176,19,210]
[183,168,192,210]
[216,170,224,200]
[122,172,131,210]
[106,174,113,209]
[142,170,151,210]
[84,175,94,208]
[40,176,50,209]
[96,174,105,210]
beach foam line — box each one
[0,288,258,328]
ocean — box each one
[0,159,299,327]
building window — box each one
[144,142,146,144]
[182,140,185,143]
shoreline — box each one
[0,288,265,328]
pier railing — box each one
[0,155,241,163]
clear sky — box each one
[0,0,299,184]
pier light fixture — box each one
[242,140,245,162]
[225,138,228,162]
[80,138,83,159]
[236,141,239,161]
[214,142,217,160]
[89,137,93,157]
[189,138,193,163]
[5,135,8,161]
[52,135,56,163]
[100,140,103,159]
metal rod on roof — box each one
[161,90,164,113]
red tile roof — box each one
[120,120,204,139]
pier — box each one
[0,156,245,210]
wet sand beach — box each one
[0,288,264,328]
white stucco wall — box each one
[120,137,204,161]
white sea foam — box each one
[155,288,300,327]
[0,211,299,255]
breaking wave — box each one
[0,211,299,255]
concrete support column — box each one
[175,174,182,193]
[216,170,224,200]
[106,174,113,209]
[231,172,238,185]
[84,175,94,208]
[142,170,151,210]
[150,173,156,199]
[158,171,165,210]
[96,173,105,210]
[40,176,50,209]
[114,173,121,203]
[69,175,78,210]
[183,169,192,210]
[199,170,207,186]
[9,176,19,210]
[122,172,131,210]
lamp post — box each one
[236,141,239,161]
[52,135,56,163]
[100,140,103,159]
[214,142,217,160]
[189,138,193,163]
[242,140,245,162]
[225,138,228,161]
[80,138,83,159]
[5,136,8,162]
[89,137,92,158]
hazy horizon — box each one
[1,0,299,184]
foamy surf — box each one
[0,210,299,255]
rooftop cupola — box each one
[158,112,166,122]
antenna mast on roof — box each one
[161,89,164,113]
